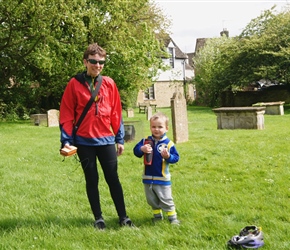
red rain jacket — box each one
[59,72,124,146]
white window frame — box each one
[144,84,155,100]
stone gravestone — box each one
[171,91,189,143]
[147,106,152,121]
[30,114,47,126]
[212,107,265,130]
[47,109,59,127]
[126,108,134,118]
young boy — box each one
[133,112,180,224]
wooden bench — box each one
[138,102,157,113]
[150,104,157,112]
[138,103,147,113]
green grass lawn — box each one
[0,106,289,249]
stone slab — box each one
[252,101,284,115]
[212,107,265,130]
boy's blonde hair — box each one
[150,112,169,127]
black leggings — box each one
[76,144,127,220]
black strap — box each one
[73,75,103,135]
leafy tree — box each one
[193,36,236,106]
[0,0,169,119]
[193,5,290,107]
[0,0,89,116]
[85,0,170,108]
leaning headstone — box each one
[171,91,188,143]
[147,106,152,120]
[47,109,59,127]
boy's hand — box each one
[141,144,152,154]
[161,148,170,159]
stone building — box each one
[136,36,195,108]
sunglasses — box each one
[87,59,106,65]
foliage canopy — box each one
[193,5,290,107]
[0,0,170,119]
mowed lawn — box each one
[0,105,289,249]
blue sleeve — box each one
[59,124,74,147]
[167,145,179,164]
[133,139,145,158]
[115,120,125,144]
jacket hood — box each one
[74,72,87,86]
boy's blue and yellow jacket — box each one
[133,134,179,185]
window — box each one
[144,85,155,100]
[168,47,174,68]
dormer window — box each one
[168,47,174,68]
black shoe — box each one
[119,217,135,227]
[152,216,163,223]
[94,217,106,230]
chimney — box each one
[220,28,229,37]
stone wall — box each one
[221,85,290,107]
[136,81,183,108]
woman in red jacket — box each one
[59,43,134,230]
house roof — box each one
[164,36,188,59]
[195,38,207,53]
[158,34,194,77]
[194,29,228,53]
[187,52,195,68]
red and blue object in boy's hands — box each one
[144,139,153,165]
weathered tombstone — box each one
[123,121,143,142]
[30,114,48,126]
[171,91,189,143]
[187,84,196,102]
[147,106,152,120]
[124,124,136,141]
[252,101,284,115]
[47,109,59,127]
[212,107,265,129]
[126,108,134,118]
